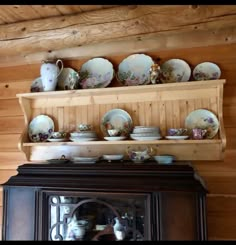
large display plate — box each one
[117,54,154,86]
[100,109,133,137]
[185,109,219,139]
[160,58,191,83]
[79,57,114,89]
[28,114,54,142]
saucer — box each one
[165,136,189,140]
[104,136,126,141]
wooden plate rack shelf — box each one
[16,79,226,162]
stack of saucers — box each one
[69,130,98,142]
[130,126,162,141]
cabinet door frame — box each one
[37,189,153,241]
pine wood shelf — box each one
[16,79,226,162]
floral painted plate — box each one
[160,58,191,83]
[79,57,114,89]
[100,109,133,137]
[28,114,54,142]
[193,62,221,81]
[30,77,43,92]
[57,67,80,90]
[184,109,219,139]
[117,54,154,86]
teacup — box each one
[50,131,67,139]
[78,124,92,131]
[168,128,188,136]
[107,129,120,137]
[192,128,207,139]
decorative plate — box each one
[165,135,189,140]
[193,62,221,81]
[57,67,80,90]
[30,77,43,92]
[79,57,114,89]
[28,115,54,142]
[160,58,191,83]
[69,137,97,142]
[100,109,133,137]
[184,109,219,139]
[117,54,154,86]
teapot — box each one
[126,146,154,163]
[40,59,63,92]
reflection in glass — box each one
[49,194,147,241]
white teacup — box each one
[107,129,120,137]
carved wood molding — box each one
[0,5,235,67]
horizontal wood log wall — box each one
[0,5,236,240]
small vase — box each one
[40,59,63,92]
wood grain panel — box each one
[0,99,22,117]
[207,195,236,240]
[223,105,236,127]
[0,80,31,99]
[0,134,21,151]
[0,170,18,185]
[0,5,235,66]
[0,116,24,134]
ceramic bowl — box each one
[153,155,175,164]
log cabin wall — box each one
[0,5,235,240]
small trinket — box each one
[149,63,161,84]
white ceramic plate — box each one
[130,136,162,141]
[104,136,126,141]
[79,57,114,89]
[165,135,189,140]
[69,137,97,142]
[117,54,154,86]
[100,109,133,137]
[30,77,43,92]
[28,115,54,142]
[185,109,219,139]
[133,127,160,134]
[47,138,67,142]
[103,154,124,161]
[160,58,191,83]
[70,131,97,137]
[57,67,80,90]
[193,62,221,81]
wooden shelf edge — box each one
[22,139,223,147]
[16,79,226,99]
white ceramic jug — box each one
[40,59,63,92]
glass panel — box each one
[47,192,150,241]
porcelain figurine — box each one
[40,59,64,92]
[149,63,161,84]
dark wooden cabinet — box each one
[1,161,207,241]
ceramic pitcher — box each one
[40,59,63,91]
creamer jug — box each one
[40,59,63,91]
